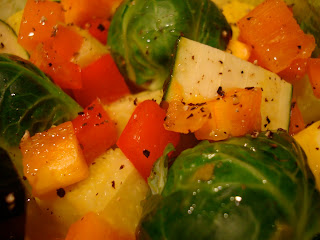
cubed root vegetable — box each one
[18,0,64,53]
[195,88,262,141]
[164,100,211,134]
[307,58,320,99]
[238,0,315,73]
[117,100,180,181]
[20,121,89,197]
[65,212,134,240]
[61,0,122,27]
[72,99,118,164]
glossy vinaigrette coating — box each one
[137,130,320,240]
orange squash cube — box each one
[65,212,134,240]
[20,121,89,197]
[195,88,262,141]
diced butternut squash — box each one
[164,100,211,134]
[195,88,262,141]
[20,121,89,197]
[61,0,122,27]
[238,0,315,73]
[65,212,133,240]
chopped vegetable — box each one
[72,99,117,164]
[288,100,305,135]
[164,37,292,132]
[238,0,315,73]
[20,121,89,197]
[108,0,232,90]
[73,54,130,107]
[83,18,110,45]
[61,0,121,27]
[194,88,262,141]
[307,58,320,98]
[18,0,64,53]
[30,24,83,89]
[0,19,28,59]
[294,121,320,190]
[65,212,133,240]
[138,131,320,240]
[36,148,148,237]
[278,58,308,83]
[117,100,180,181]
[103,89,163,138]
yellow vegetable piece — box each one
[294,121,320,190]
[20,121,89,197]
[226,39,252,60]
[222,0,255,39]
[35,148,148,236]
[6,10,23,35]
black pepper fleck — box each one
[143,149,150,158]
[56,188,66,198]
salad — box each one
[0,0,320,239]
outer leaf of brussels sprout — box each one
[137,131,320,240]
[108,0,232,90]
[0,54,82,147]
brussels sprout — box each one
[137,130,320,240]
[108,0,232,90]
[0,54,82,147]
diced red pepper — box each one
[18,0,64,53]
[289,100,305,135]
[83,18,110,45]
[73,54,130,108]
[117,100,180,181]
[278,58,308,83]
[30,25,83,89]
[307,58,320,99]
[72,99,117,164]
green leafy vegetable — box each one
[148,143,175,195]
[0,54,82,147]
[137,130,320,240]
[108,0,232,90]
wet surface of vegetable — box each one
[137,130,320,240]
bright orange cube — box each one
[20,121,89,197]
[195,88,262,141]
[65,212,134,240]
[18,0,65,53]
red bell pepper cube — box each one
[83,18,110,45]
[73,54,130,108]
[117,100,180,181]
[72,99,117,164]
[30,25,83,90]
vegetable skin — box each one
[137,130,320,240]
